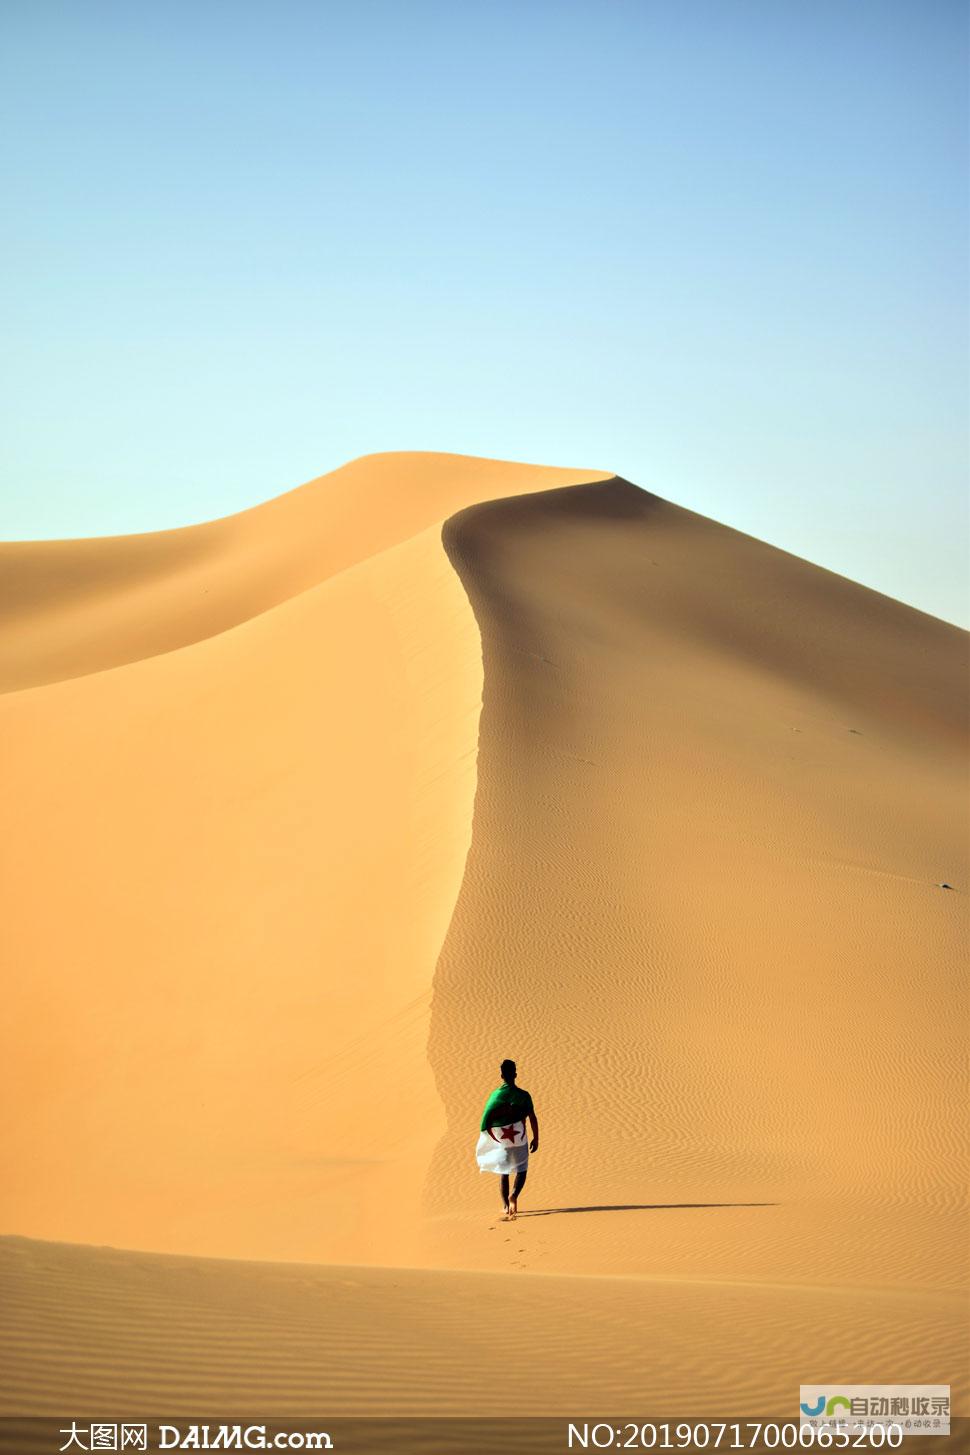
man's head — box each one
[500,1058,517,1083]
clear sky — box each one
[2,0,967,625]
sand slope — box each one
[1,453,966,1421]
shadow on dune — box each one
[426,469,966,1230]
[517,1202,779,1218]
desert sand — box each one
[1,452,966,1432]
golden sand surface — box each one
[1,453,966,1419]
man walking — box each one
[475,1058,539,1220]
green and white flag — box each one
[475,1083,533,1175]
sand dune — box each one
[1,452,966,1424]
[0,454,609,1265]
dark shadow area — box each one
[517,1202,779,1218]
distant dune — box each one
[1,452,966,1422]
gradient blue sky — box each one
[2,0,967,624]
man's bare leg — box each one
[508,1166,527,1220]
[500,1173,510,1219]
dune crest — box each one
[0,451,611,693]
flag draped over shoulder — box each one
[475,1083,534,1175]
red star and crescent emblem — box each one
[499,1123,521,1143]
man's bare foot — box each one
[501,1203,510,1220]
[508,1198,518,1221]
